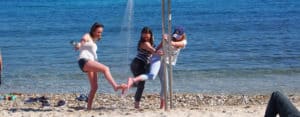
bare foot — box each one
[121,77,134,96]
[115,84,127,92]
[119,84,128,94]
[160,99,165,109]
[134,101,140,109]
[120,84,128,89]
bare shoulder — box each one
[81,33,90,42]
[142,41,151,46]
[140,41,153,48]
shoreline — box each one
[0,93,299,117]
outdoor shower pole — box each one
[161,0,169,111]
[167,0,173,109]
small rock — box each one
[244,105,251,108]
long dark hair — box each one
[137,26,154,50]
[89,22,104,41]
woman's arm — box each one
[140,42,156,54]
[156,39,186,50]
[75,34,89,50]
[155,34,167,50]
[171,34,187,48]
[156,41,163,50]
[171,39,187,48]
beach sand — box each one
[0,93,299,117]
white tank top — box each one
[165,39,187,65]
[78,35,98,61]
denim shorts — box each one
[78,58,89,72]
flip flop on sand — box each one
[38,96,49,102]
[24,97,38,104]
[24,96,48,104]
[76,94,88,102]
[24,96,51,107]
[55,100,66,107]
[41,100,50,107]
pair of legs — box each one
[82,60,126,110]
[264,91,300,117]
[157,61,171,109]
[128,55,161,87]
[127,55,171,109]
[127,55,166,109]
[129,58,150,109]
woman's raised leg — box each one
[83,60,122,91]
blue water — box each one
[0,0,300,94]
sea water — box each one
[0,0,299,94]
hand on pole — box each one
[156,49,164,56]
[163,34,168,41]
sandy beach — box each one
[0,93,299,117]
[1,0,300,117]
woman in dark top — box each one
[130,26,156,109]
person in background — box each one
[74,22,127,110]
[264,91,300,117]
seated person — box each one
[265,91,300,117]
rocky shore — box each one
[0,93,299,117]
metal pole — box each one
[167,0,173,109]
[161,0,168,111]
[0,49,2,85]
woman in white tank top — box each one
[75,22,127,110]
